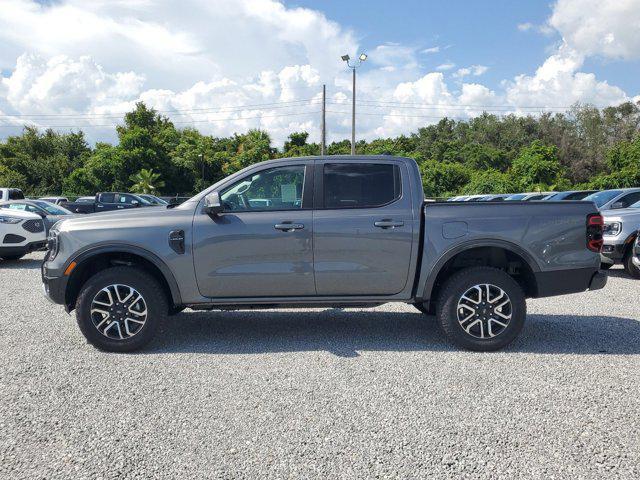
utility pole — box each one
[341,53,367,155]
[321,84,326,155]
[199,153,205,183]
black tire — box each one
[600,262,613,270]
[436,266,526,351]
[75,266,168,352]
[623,252,640,279]
[1,254,25,261]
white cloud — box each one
[517,22,533,32]
[0,0,635,146]
[549,0,640,60]
[453,65,489,79]
[422,46,440,54]
[435,62,456,71]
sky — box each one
[0,0,639,147]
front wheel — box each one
[436,267,526,351]
[623,252,640,279]
[75,266,168,352]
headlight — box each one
[0,216,22,224]
[47,229,60,260]
[603,221,622,236]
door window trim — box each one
[314,161,404,210]
[215,163,314,213]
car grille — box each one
[22,219,45,233]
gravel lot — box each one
[1,252,639,479]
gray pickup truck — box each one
[42,156,606,352]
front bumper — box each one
[0,240,47,256]
[41,259,68,306]
[600,243,625,262]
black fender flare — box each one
[420,239,541,301]
[66,244,182,306]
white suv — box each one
[0,209,47,261]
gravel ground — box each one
[1,252,639,479]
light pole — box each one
[341,53,367,155]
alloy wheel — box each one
[456,283,512,339]
[90,284,148,340]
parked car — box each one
[60,192,153,214]
[600,201,640,277]
[0,199,76,232]
[505,192,553,201]
[137,194,168,206]
[543,190,597,201]
[0,188,25,201]
[0,209,46,261]
[582,188,640,211]
[42,155,606,353]
[39,196,69,205]
[479,194,511,201]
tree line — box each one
[0,101,639,198]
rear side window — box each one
[9,189,24,200]
[323,163,401,209]
[99,193,115,203]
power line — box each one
[0,98,321,118]
[0,110,321,128]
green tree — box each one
[511,141,566,190]
[420,161,472,198]
[130,168,165,194]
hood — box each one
[55,205,173,232]
[0,208,42,220]
[602,206,640,219]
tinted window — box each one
[526,194,546,201]
[99,193,115,203]
[33,200,71,215]
[506,194,526,201]
[221,165,305,212]
[323,163,401,209]
[564,191,593,200]
[617,192,640,208]
[9,189,24,200]
[583,190,622,207]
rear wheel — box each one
[436,267,526,351]
[623,252,640,279]
[75,266,168,352]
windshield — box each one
[140,194,167,205]
[583,190,622,207]
[32,200,72,215]
[506,194,526,201]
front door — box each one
[192,164,315,298]
[313,160,414,295]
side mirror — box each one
[204,191,224,216]
[611,201,625,209]
[132,200,140,207]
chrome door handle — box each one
[274,223,304,232]
[374,220,404,229]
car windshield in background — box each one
[583,190,622,207]
[32,200,72,215]
[76,197,94,203]
[505,194,526,201]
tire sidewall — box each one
[437,268,526,351]
[76,267,166,352]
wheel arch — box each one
[421,240,541,305]
[64,245,182,312]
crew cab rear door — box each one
[312,159,414,295]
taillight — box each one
[587,214,603,252]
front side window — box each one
[220,165,305,212]
[323,163,401,209]
[617,192,640,208]
[8,203,27,211]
